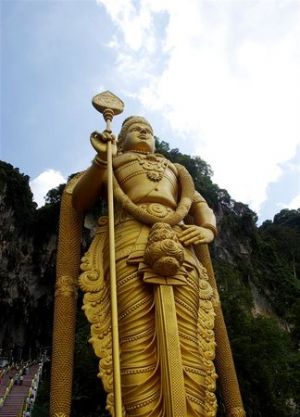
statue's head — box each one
[118,116,155,154]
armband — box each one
[202,223,218,237]
[93,154,107,168]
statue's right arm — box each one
[72,130,116,213]
[72,161,107,213]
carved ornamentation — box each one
[137,153,168,181]
[144,222,184,276]
[139,203,173,218]
[79,225,113,406]
[55,275,77,298]
[228,407,247,417]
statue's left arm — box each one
[187,191,247,417]
[178,191,217,246]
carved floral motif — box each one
[137,154,168,182]
[55,275,77,298]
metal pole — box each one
[104,110,122,417]
[92,92,124,416]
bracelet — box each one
[201,223,218,237]
[92,155,107,168]
[228,407,246,417]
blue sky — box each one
[1,0,300,223]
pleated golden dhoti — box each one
[79,217,217,417]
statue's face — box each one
[123,122,155,153]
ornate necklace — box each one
[136,153,168,182]
[129,150,151,155]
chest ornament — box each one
[137,154,168,182]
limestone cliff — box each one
[0,161,56,359]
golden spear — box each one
[92,91,124,417]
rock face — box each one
[0,162,56,360]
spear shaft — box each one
[92,92,124,416]
[103,110,123,417]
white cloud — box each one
[98,0,159,52]
[97,0,300,216]
[276,193,300,212]
[287,194,300,210]
[30,169,66,207]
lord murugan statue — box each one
[50,92,246,417]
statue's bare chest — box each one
[113,153,178,208]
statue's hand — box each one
[90,130,117,160]
[178,225,214,246]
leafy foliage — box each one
[0,161,36,229]
[155,138,220,208]
[215,260,300,416]
[234,316,299,417]
[252,210,300,319]
[32,183,65,244]
[72,307,109,417]
[31,362,51,417]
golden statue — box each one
[50,93,246,417]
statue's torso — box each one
[113,152,178,209]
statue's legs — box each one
[117,260,163,416]
[102,221,217,417]
[100,220,161,416]
[112,221,163,416]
